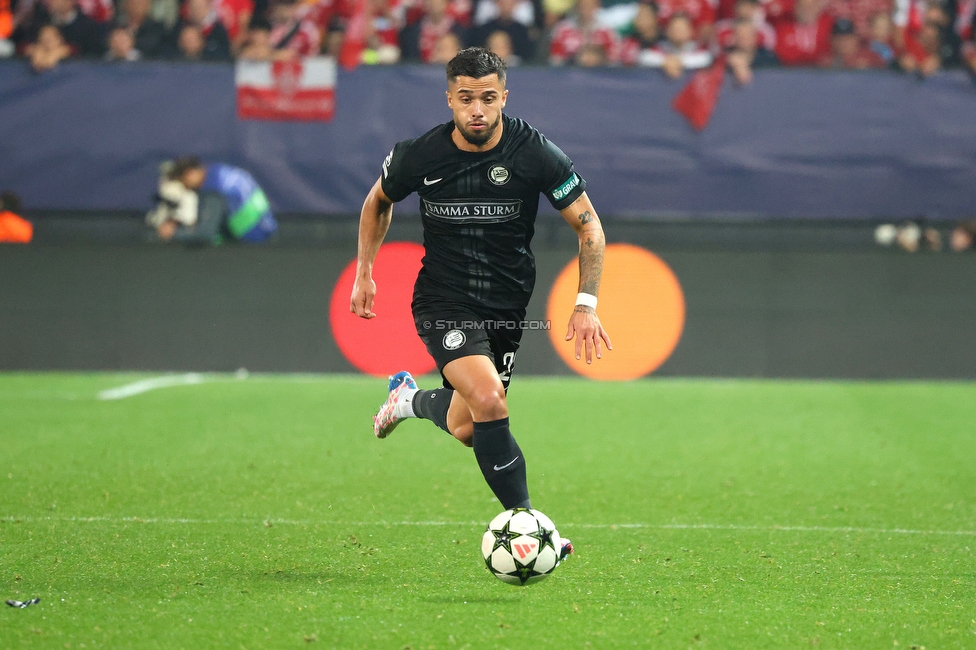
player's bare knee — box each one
[466,387,508,422]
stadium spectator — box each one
[548,0,620,65]
[964,24,976,73]
[147,157,277,245]
[715,0,775,49]
[429,27,461,59]
[543,0,574,26]
[313,0,369,57]
[925,2,961,64]
[775,0,833,65]
[116,0,169,58]
[150,0,180,29]
[358,0,401,64]
[0,191,32,244]
[762,0,796,26]
[105,23,141,58]
[826,0,891,40]
[177,0,232,59]
[175,22,202,56]
[866,9,897,65]
[620,1,661,65]
[215,0,253,49]
[656,0,715,42]
[827,16,881,66]
[399,0,465,62]
[76,0,113,23]
[471,0,541,30]
[898,7,944,74]
[30,0,107,56]
[26,23,70,68]
[485,27,518,62]
[635,12,711,74]
[469,0,535,61]
[237,15,277,57]
[266,0,321,56]
[896,0,959,72]
[726,17,779,82]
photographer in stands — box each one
[147,157,277,245]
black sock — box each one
[412,388,453,434]
[472,417,531,510]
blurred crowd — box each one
[0,0,974,78]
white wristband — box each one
[575,292,598,309]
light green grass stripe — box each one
[3,515,975,537]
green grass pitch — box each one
[2,372,976,648]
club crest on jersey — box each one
[443,330,466,350]
[488,165,510,186]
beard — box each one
[455,112,502,147]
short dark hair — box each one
[168,155,203,180]
[446,47,507,84]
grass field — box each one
[2,373,976,649]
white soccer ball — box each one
[481,508,561,585]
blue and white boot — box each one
[373,371,418,438]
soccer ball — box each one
[481,508,561,585]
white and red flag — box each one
[236,56,337,122]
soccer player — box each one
[350,47,611,533]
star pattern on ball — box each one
[490,520,516,555]
[516,564,535,585]
[533,524,556,553]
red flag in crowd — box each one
[236,57,337,121]
[672,55,727,131]
[339,0,369,71]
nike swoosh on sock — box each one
[493,457,519,471]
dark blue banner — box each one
[1,61,974,218]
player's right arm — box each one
[350,178,394,319]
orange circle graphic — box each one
[330,242,436,377]
[546,244,685,380]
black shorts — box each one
[413,296,526,391]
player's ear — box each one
[446,89,453,108]
[501,89,508,108]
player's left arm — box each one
[559,191,613,364]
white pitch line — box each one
[97,374,207,400]
[2,515,975,537]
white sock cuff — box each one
[396,388,418,419]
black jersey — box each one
[380,114,586,311]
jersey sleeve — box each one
[379,139,418,203]
[539,137,587,211]
[203,164,257,214]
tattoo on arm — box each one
[578,231,604,296]
[578,210,594,225]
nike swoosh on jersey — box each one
[423,177,443,185]
[493,457,520,471]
